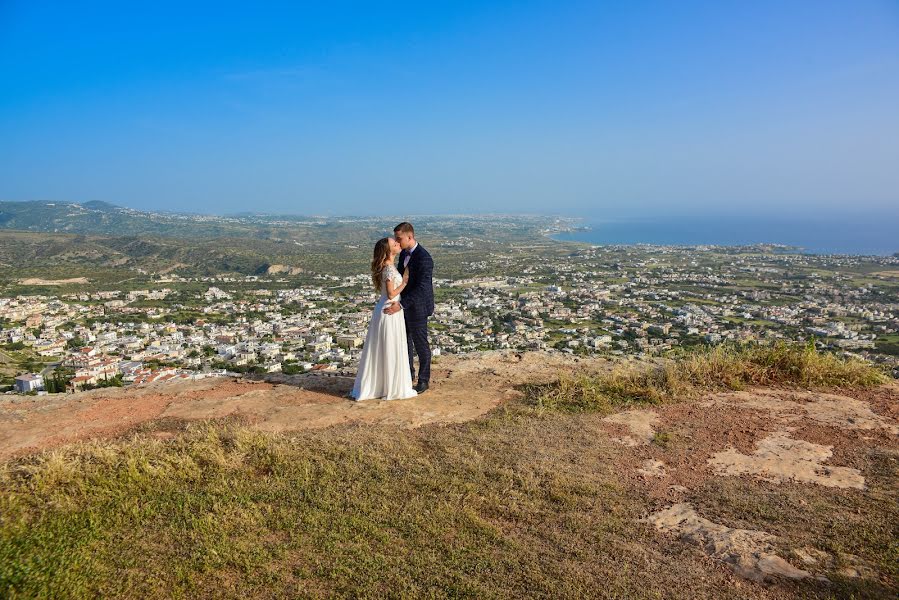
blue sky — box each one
[1,0,898,219]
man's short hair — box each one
[394,222,414,236]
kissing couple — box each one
[349,221,435,401]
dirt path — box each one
[17,277,90,285]
[0,351,608,460]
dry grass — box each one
[529,343,888,413]
[0,344,893,598]
[0,412,749,599]
[694,448,899,599]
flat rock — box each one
[646,503,812,582]
[637,459,667,478]
[707,432,865,489]
[603,409,659,446]
[712,389,898,434]
[0,351,610,460]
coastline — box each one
[548,219,899,257]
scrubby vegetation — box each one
[528,342,887,413]
[0,415,715,599]
[0,344,894,599]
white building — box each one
[15,373,44,393]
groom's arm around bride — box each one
[395,249,434,320]
[383,229,434,320]
[384,222,434,392]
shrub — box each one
[528,342,886,413]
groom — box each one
[384,221,434,394]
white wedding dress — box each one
[350,264,418,401]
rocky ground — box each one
[1,350,897,595]
[603,384,898,586]
[0,352,611,460]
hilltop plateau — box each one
[1,348,897,598]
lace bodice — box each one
[381,264,402,299]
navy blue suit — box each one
[398,244,434,384]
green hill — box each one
[0,200,262,238]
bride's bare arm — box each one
[385,267,409,300]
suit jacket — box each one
[398,244,435,320]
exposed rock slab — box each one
[713,389,898,434]
[0,351,609,460]
[17,277,90,285]
[603,409,659,446]
[793,547,877,580]
[646,503,812,582]
[266,264,304,275]
[708,432,865,489]
[637,459,667,478]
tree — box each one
[45,369,74,393]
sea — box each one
[553,216,899,256]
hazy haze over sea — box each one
[554,215,899,256]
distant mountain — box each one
[0,229,337,278]
[79,200,119,212]
[0,200,567,242]
[0,201,575,280]
[0,200,259,238]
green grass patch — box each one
[875,334,899,357]
[650,431,671,448]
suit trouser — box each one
[405,316,431,384]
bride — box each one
[350,237,419,401]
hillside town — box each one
[2,243,898,396]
